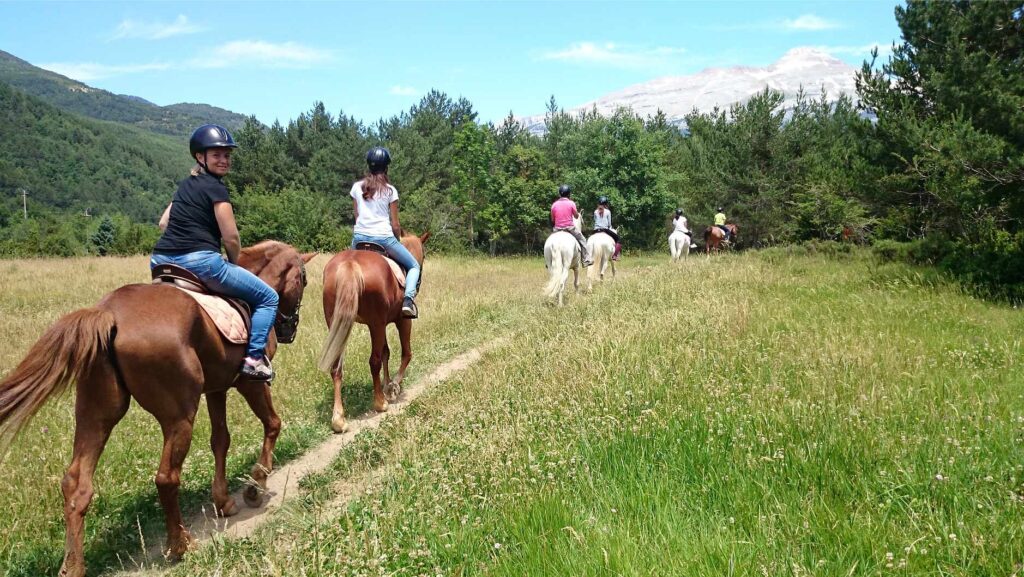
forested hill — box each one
[0,80,190,222]
[0,50,250,137]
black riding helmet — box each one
[558,184,571,197]
[598,196,609,206]
[675,208,684,217]
[189,124,237,160]
[717,206,724,212]
[367,146,391,174]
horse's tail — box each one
[589,238,610,280]
[544,244,566,299]
[0,308,115,458]
[318,260,363,373]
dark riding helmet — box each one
[675,208,684,217]
[366,146,392,174]
[189,124,237,159]
[558,184,571,197]
[598,196,609,206]
[717,206,724,212]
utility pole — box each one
[19,188,28,219]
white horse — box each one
[587,230,616,290]
[543,215,583,306]
[669,230,692,262]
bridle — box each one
[274,260,307,344]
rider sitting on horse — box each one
[714,206,732,243]
[351,146,421,319]
[152,124,278,380]
[673,208,693,241]
[593,196,621,261]
[551,184,593,267]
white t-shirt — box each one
[594,209,612,229]
[351,180,398,237]
[673,216,690,234]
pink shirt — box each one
[551,198,577,229]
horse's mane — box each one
[239,241,296,278]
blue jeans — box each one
[150,250,279,358]
[352,233,420,299]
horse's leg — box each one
[155,412,198,560]
[237,382,282,506]
[59,365,129,577]
[205,391,238,517]
[380,331,392,394]
[369,322,388,412]
[330,359,348,433]
[386,318,413,401]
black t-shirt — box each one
[153,173,230,255]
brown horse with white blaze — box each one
[318,231,429,433]
[0,241,314,577]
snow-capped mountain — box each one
[517,47,859,133]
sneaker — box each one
[241,355,274,381]
[401,297,419,319]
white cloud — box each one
[782,14,840,31]
[713,14,843,32]
[195,40,332,68]
[539,42,687,70]
[112,15,203,40]
[389,85,419,96]
[39,61,171,81]
[815,42,893,59]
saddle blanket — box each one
[176,288,249,344]
[384,257,405,288]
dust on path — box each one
[118,336,506,575]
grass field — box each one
[1,249,1022,576]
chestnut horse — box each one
[318,231,429,433]
[0,241,315,577]
[704,223,739,253]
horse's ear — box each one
[420,231,431,244]
[301,252,317,263]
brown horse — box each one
[318,231,429,433]
[0,241,315,577]
[704,223,739,253]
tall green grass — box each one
[168,251,1024,577]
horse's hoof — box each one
[373,399,389,413]
[57,563,85,577]
[384,381,402,401]
[164,531,195,561]
[243,484,263,508]
[331,412,348,433]
[218,497,239,517]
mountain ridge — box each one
[0,49,251,138]
[518,47,860,132]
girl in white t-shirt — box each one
[593,197,622,260]
[350,146,421,318]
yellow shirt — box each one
[714,212,727,226]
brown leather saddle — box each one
[151,264,252,327]
[355,241,388,256]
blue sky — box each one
[0,1,903,127]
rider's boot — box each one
[402,297,419,319]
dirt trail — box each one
[119,336,505,574]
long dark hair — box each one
[362,172,391,200]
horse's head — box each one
[572,214,582,234]
[400,230,431,265]
[726,223,739,239]
[238,241,317,344]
